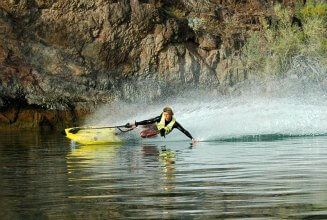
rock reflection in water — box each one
[2,132,327,219]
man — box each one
[127,107,196,143]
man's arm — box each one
[135,116,161,126]
[174,122,193,140]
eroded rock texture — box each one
[0,0,297,128]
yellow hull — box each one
[65,127,123,145]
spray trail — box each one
[79,53,327,142]
[176,96,327,141]
[85,84,327,142]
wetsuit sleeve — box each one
[135,116,161,126]
[174,122,193,139]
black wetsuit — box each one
[135,114,193,139]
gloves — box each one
[159,128,166,137]
[125,122,137,128]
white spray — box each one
[85,76,327,142]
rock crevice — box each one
[0,0,298,128]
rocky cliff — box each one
[0,0,298,129]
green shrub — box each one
[240,2,327,77]
[301,1,327,18]
[166,7,186,20]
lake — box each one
[1,130,327,219]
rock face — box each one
[0,0,297,128]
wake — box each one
[84,89,327,142]
[83,53,327,144]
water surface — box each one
[1,130,327,219]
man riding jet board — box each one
[127,107,197,143]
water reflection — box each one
[141,144,177,194]
[67,143,122,164]
[65,142,194,218]
[3,132,327,218]
[0,131,71,219]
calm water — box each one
[1,130,327,219]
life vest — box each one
[156,114,176,135]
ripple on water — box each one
[1,132,327,218]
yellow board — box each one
[65,127,123,145]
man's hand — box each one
[159,128,166,137]
[126,122,137,128]
[192,138,198,144]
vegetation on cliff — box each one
[241,0,327,77]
